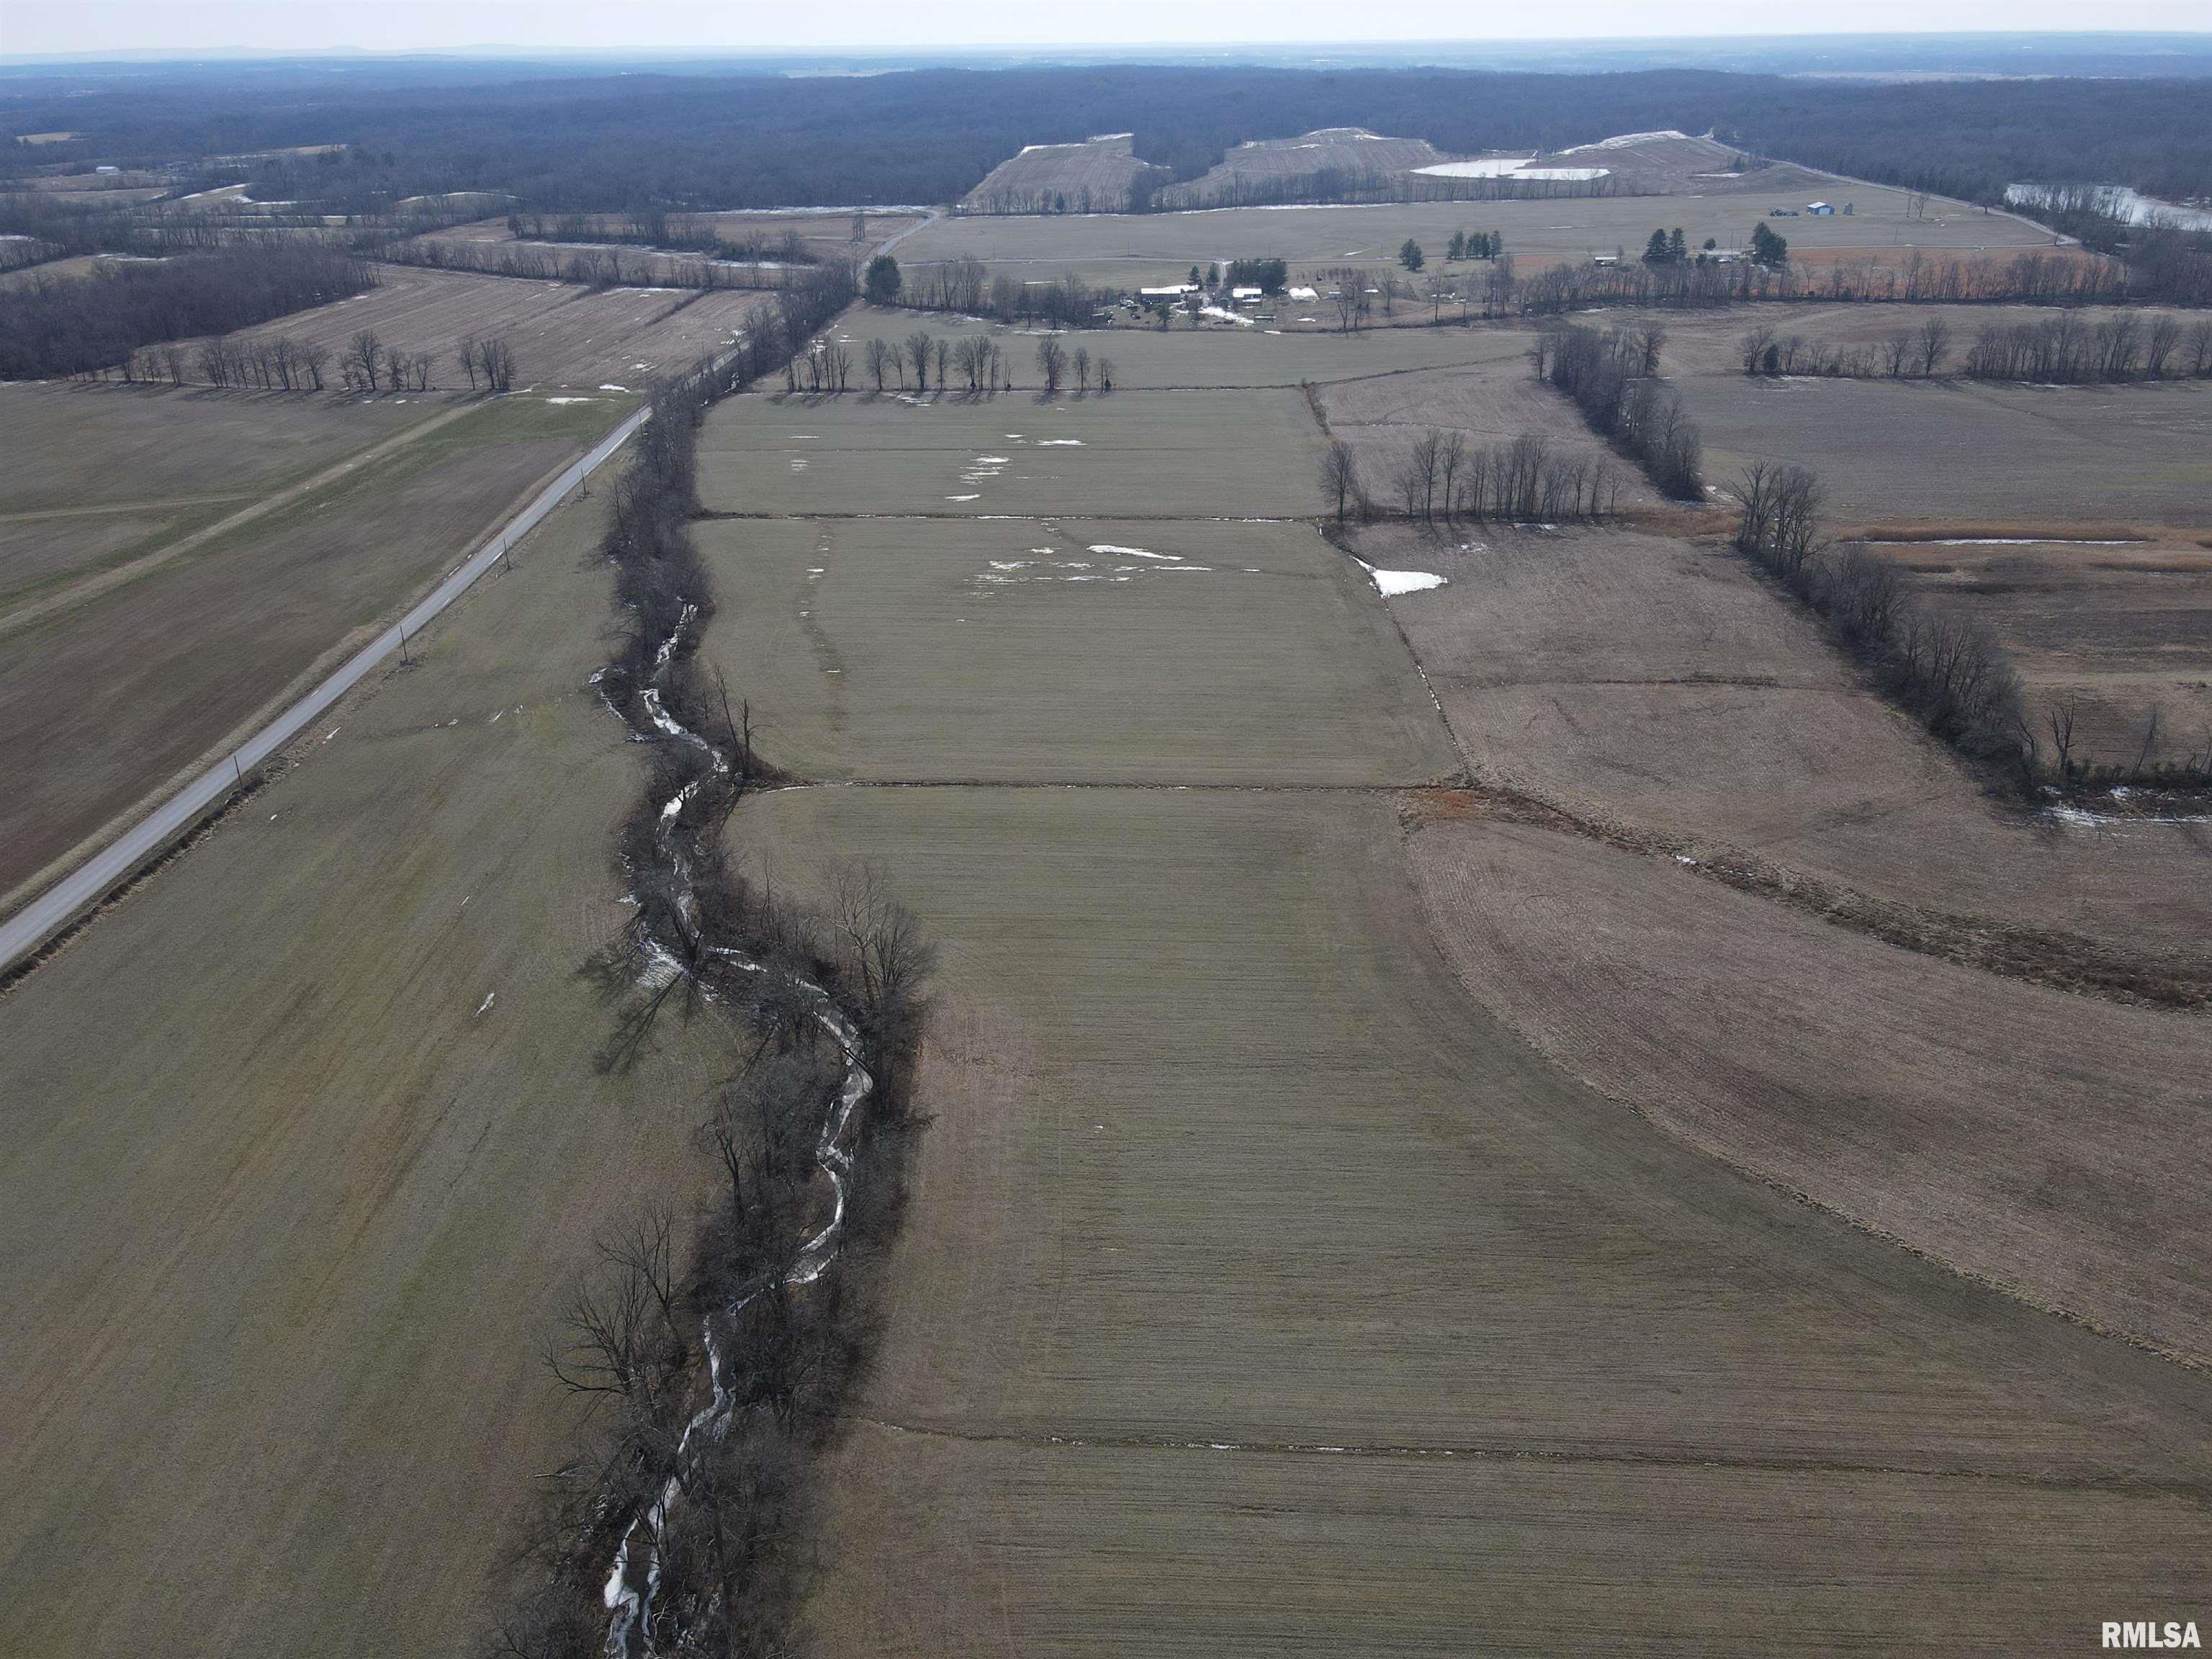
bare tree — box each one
[2145,315,2182,379]
[1035,336,1066,395]
[1094,354,1114,392]
[1436,429,1466,517]
[1073,346,1091,393]
[298,340,329,392]
[1327,266,1369,333]
[1916,316,1952,377]
[1408,428,1444,518]
[347,328,383,392]
[1318,440,1360,521]
[864,336,891,393]
[2045,691,2082,780]
[456,333,480,391]
[903,331,933,393]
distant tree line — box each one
[1515,247,2135,316]
[377,234,796,292]
[1445,230,1504,261]
[0,243,372,379]
[505,210,816,265]
[15,63,2203,222]
[894,256,1117,328]
[1532,323,1703,500]
[109,325,518,393]
[1320,428,1622,524]
[1740,313,2212,382]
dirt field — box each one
[695,387,1323,518]
[1352,523,2212,965]
[0,382,436,614]
[1409,812,2212,1364]
[894,188,2055,291]
[737,780,2212,1657]
[211,264,765,389]
[0,478,728,1658]
[0,392,629,906]
[832,305,1537,385]
[674,344,2212,1653]
[696,516,1455,786]
[1682,375,2212,526]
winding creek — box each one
[599,588,874,1656]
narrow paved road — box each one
[0,405,650,976]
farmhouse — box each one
[1139,283,1197,299]
[1591,251,1620,266]
[1807,201,1836,215]
[1231,285,1264,302]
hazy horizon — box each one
[5,2,2208,61]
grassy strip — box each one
[1405,786,2212,1012]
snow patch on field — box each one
[1580,128,1693,150]
[1357,559,1447,595]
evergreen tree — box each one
[863,254,902,305]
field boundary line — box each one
[761,778,1453,794]
[832,1413,2212,1497]
[1404,783,2212,1011]
[0,403,651,978]
[0,400,477,637]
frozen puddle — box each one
[1035,439,1084,446]
[1089,543,1177,561]
[1357,559,1447,596]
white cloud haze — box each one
[5,0,2206,57]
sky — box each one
[4,1,2208,58]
